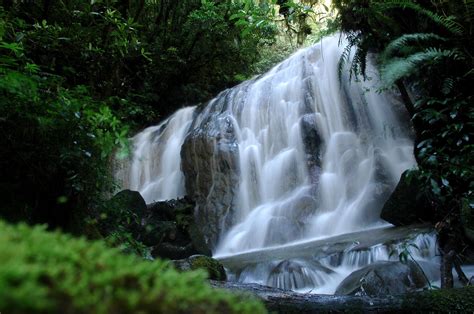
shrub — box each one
[0,220,266,314]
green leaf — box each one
[57,196,69,204]
[430,179,441,195]
[229,13,243,20]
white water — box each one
[226,232,440,294]
[119,35,440,294]
[214,35,415,254]
[126,107,195,203]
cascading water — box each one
[123,107,195,203]
[119,34,442,294]
[211,35,416,255]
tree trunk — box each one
[440,248,454,288]
[395,80,415,117]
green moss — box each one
[0,220,265,314]
[189,256,227,281]
[402,287,474,312]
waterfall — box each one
[211,35,415,254]
[120,107,195,203]
[119,34,440,294]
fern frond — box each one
[338,40,354,82]
[441,77,455,95]
[422,47,465,61]
[381,33,447,60]
[351,45,368,80]
[381,48,465,86]
[381,57,417,86]
[376,0,464,35]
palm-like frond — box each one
[376,0,464,35]
[381,33,447,60]
[441,77,455,95]
[351,45,368,80]
[381,48,465,86]
[337,40,353,81]
[337,32,361,82]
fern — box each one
[441,77,455,95]
[376,0,464,35]
[381,48,465,86]
[337,35,357,82]
[337,0,468,84]
[351,45,368,80]
[381,33,447,61]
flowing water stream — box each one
[125,107,195,203]
[117,35,442,294]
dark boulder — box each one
[141,220,177,246]
[144,197,207,259]
[335,261,428,297]
[146,197,194,221]
[181,94,240,250]
[187,222,213,256]
[99,189,147,236]
[99,192,205,260]
[381,170,433,226]
[152,242,197,260]
[173,255,227,281]
[107,189,147,216]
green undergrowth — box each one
[402,286,474,312]
[0,220,265,314]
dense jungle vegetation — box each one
[0,0,472,312]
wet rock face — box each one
[300,113,322,168]
[300,114,322,188]
[381,170,433,226]
[181,97,240,251]
[335,261,428,296]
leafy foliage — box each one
[381,47,464,86]
[0,10,129,228]
[3,0,279,119]
[380,33,447,63]
[333,0,470,79]
[0,220,265,313]
[390,242,435,289]
[0,0,284,232]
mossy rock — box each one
[0,220,263,313]
[173,255,227,281]
[402,286,474,312]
